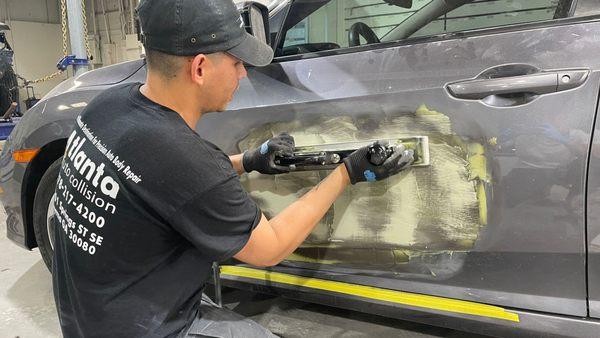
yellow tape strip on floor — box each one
[220,265,520,323]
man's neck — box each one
[139,77,203,129]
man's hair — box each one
[145,49,225,80]
[145,48,189,80]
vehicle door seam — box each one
[584,73,600,318]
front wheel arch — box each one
[22,139,66,249]
[32,157,62,270]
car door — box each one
[586,0,600,318]
[197,0,600,318]
[588,85,600,319]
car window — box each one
[574,0,600,17]
[411,0,569,38]
[277,0,575,57]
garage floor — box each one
[0,206,487,338]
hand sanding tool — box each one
[274,136,430,171]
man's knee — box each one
[185,299,278,337]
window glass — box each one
[282,0,429,49]
[574,0,600,17]
[278,0,574,57]
[412,0,564,38]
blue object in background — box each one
[0,117,20,140]
[56,55,90,72]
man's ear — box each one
[190,54,208,85]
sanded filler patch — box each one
[238,105,489,268]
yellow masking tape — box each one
[220,265,520,323]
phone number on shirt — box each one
[57,174,106,229]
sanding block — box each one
[275,136,430,172]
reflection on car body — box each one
[2,0,600,336]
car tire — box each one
[33,158,62,271]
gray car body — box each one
[2,0,600,336]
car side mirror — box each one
[383,0,413,8]
[237,1,270,46]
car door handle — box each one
[446,69,589,100]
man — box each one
[51,0,414,337]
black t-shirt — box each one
[51,82,261,338]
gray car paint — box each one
[1,0,600,335]
[196,20,599,318]
[577,2,600,320]
[223,275,600,337]
[587,83,600,319]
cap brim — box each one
[227,32,274,67]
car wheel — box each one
[33,158,62,271]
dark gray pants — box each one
[185,294,278,338]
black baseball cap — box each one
[136,0,273,67]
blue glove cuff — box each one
[259,141,269,155]
[363,170,377,182]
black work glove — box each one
[343,141,414,184]
[243,132,295,174]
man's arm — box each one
[234,143,414,267]
[234,164,350,266]
[229,154,245,175]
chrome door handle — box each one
[446,69,589,100]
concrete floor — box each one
[0,205,486,338]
